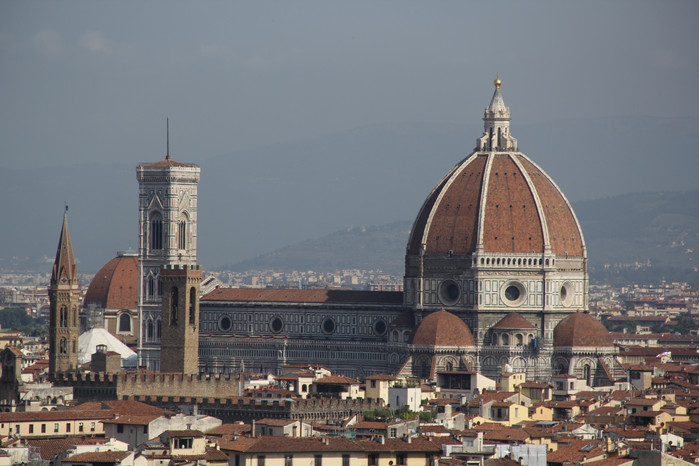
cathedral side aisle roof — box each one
[202,288,403,304]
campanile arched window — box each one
[178,213,189,250]
[150,212,163,250]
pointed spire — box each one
[485,73,510,119]
[51,206,78,286]
[166,118,170,160]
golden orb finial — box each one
[494,73,501,89]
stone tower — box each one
[160,264,202,374]
[136,134,200,371]
[49,208,81,379]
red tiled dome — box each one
[492,313,536,329]
[83,253,138,310]
[407,152,584,257]
[553,312,613,347]
[409,310,475,346]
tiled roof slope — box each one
[203,288,402,304]
[492,312,536,329]
[407,152,584,257]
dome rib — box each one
[517,156,585,257]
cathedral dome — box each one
[407,81,585,259]
[553,312,613,347]
[83,252,138,310]
[409,310,475,346]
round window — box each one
[218,315,232,332]
[502,281,526,306]
[560,282,574,306]
[269,316,283,333]
[322,317,336,334]
[438,280,460,305]
[505,285,520,301]
[373,319,387,336]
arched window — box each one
[147,320,154,340]
[59,338,67,354]
[583,364,592,386]
[515,334,523,346]
[189,287,196,325]
[156,320,161,339]
[178,213,188,250]
[72,339,76,354]
[501,334,510,346]
[59,306,67,327]
[150,212,163,250]
[119,313,131,333]
[170,287,178,325]
[147,276,155,301]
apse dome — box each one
[409,309,475,346]
[553,312,613,347]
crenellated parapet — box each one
[125,395,384,423]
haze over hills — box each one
[1,116,697,276]
[223,190,699,286]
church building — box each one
[80,78,623,386]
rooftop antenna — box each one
[166,118,170,160]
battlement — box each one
[53,371,241,403]
[125,395,384,423]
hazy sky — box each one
[2,1,698,170]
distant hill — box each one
[225,191,699,286]
[1,116,697,273]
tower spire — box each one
[51,206,77,286]
[166,118,170,160]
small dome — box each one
[83,252,138,310]
[410,310,475,346]
[553,313,613,347]
[492,313,536,329]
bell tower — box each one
[160,264,202,374]
[136,121,200,371]
[49,207,81,379]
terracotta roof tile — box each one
[492,313,536,329]
[63,450,131,463]
[409,310,475,346]
[203,288,402,304]
[83,254,138,309]
[554,313,613,347]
